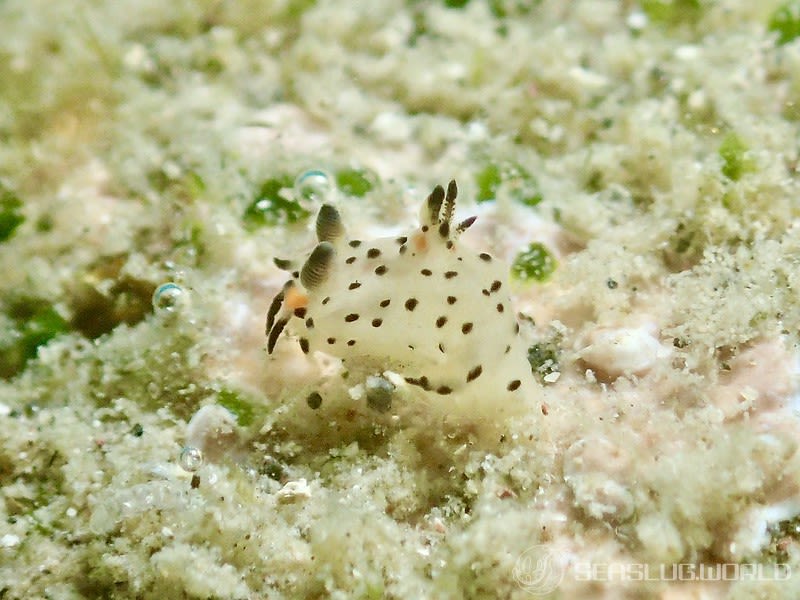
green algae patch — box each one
[475,162,542,206]
[336,168,376,198]
[640,0,704,26]
[718,132,754,181]
[0,298,69,379]
[511,242,557,282]
[244,175,310,228]
[0,184,25,243]
[217,389,257,427]
[769,1,800,45]
[148,168,207,203]
[475,162,502,203]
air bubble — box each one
[152,282,184,313]
[294,169,333,202]
[179,446,204,472]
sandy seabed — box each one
[2,1,800,598]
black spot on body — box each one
[372,318,382,327]
[438,222,450,238]
[507,380,521,391]
[444,271,458,279]
[367,248,381,258]
[327,337,336,345]
[305,317,314,328]
[462,322,473,334]
[346,256,357,264]
[299,338,309,354]
[466,365,483,382]
[436,385,452,395]
[349,240,362,248]
[479,252,492,262]
[421,225,429,232]
[307,392,322,409]
[294,307,307,318]
[405,376,431,391]
[375,265,387,275]
[380,299,391,308]
[490,280,502,292]
[322,296,331,305]
[399,244,407,254]
[396,236,408,244]
[496,303,504,313]
[447,296,457,304]
[347,339,356,346]
[345,313,359,322]
[446,240,454,249]
[514,323,520,334]
[504,344,511,354]
[349,281,361,290]
[482,289,490,296]
[438,343,445,353]
[405,298,418,311]
[421,269,432,276]
[436,316,447,328]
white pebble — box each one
[370,112,411,144]
[626,11,647,30]
[675,45,700,61]
[568,66,609,90]
[580,325,669,377]
[1,534,20,548]
[348,384,365,401]
[122,43,154,72]
[276,478,312,503]
[543,371,561,384]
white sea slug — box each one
[265,180,538,420]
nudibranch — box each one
[265,180,537,418]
